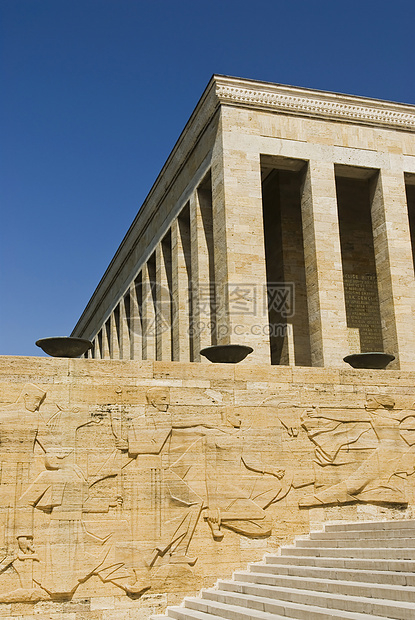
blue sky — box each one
[1,0,415,356]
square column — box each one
[371,170,415,370]
[129,280,142,360]
[301,161,350,367]
[171,217,191,361]
[190,190,215,360]
[211,123,270,363]
[110,311,120,360]
[101,323,111,360]
[278,171,312,366]
[142,263,156,361]
[156,242,172,361]
[93,336,100,359]
[118,296,130,360]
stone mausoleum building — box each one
[2,77,415,620]
[72,75,415,371]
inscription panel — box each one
[343,273,383,352]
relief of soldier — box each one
[1,383,414,602]
[300,394,415,507]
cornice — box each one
[214,77,415,131]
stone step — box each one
[311,528,415,540]
[164,607,249,620]
[324,520,415,532]
[251,561,415,586]
[184,597,283,620]
[184,594,395,620]
[152,520,415,620]
[297,537,415,548]
[233,569,415,602]
[281,546,415,560]
[208,581,415,619]
[265,553,415,572]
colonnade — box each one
[86,155,415,370]
[88,175,217,364]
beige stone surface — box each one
[300,160,350,367]
[156,242,172,362]
[371,169,415,370]
[129,281,142,361]
[211,113,270,361]
[171,217,191,362]
[1,356,415,617]
[189,186,215,360]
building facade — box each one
[72,76,415,370]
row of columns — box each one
[87,154,415,370]
[88,184,217,363]
[301,163,415,369]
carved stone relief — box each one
[0,379,414,604]
[299,394,415,507]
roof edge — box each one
[213,75,415,131]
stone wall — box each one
[0,356,415,619]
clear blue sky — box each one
[1,0,414,356]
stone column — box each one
[119,296,130,360]
[211,118,270,362]
[110,312,120,360]
[156,242,172,361]
[171,217,191,361]
[93,336,100,359]
[101,323,111,360]
[142,263,156,361]
[129,280,142,360]
[301,161,349,367]
[279,171,312,366]
[190,190,214,361]
[371,170,415,370]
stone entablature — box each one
[1,355,415,618]
[215,76,415,131]
[71,76,415,370]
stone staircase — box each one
[152,520,415,620]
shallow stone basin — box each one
[343,352,395,369]
[35,337,93,358]
[200,344,253,363]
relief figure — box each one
[17,449,144,599]
[0,384,48,584]
[300,394,415,507]
[123,388,207,570]
[203,412,286,541]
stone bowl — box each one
[343,352,395,370]
[35,337,93,358]
[200,344,253,364]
